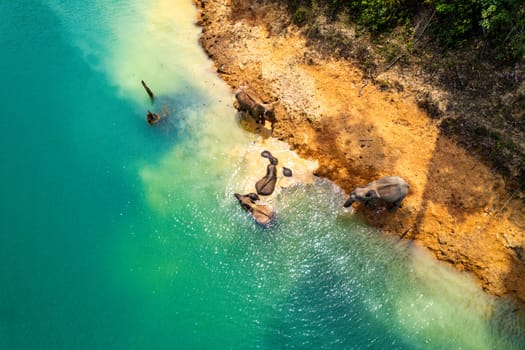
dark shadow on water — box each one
[494,233,525,348]
[487,298,525,349]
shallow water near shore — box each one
[1,0,524,349]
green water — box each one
[1,0,524,349]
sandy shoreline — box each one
[194,0,525,307]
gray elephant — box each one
[146,110,161,125]
[234,193,274,226]
[234,86,276,128]
[255,164,278,196]
[261,150,278,165]
[142,81,169,125]
[255,150,279,195]
[343,176,409,211]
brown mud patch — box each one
[194,0,525,306]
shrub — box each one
[347,0,418,33]
[293,6,311,25]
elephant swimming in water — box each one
[141,80,154,102]
[146,110,161,125]
[142,80,170,125]
[234,193,275,226]
[255,150,278,195]
[255,163,278,196]
[343,176,409,211]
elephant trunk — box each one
[343,194,356,208]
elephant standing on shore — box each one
[343,176,409,211]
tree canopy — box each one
[287,0,525,60]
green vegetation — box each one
[287,0,525,60]
[429,0,525,59]
[293,6,311,24]
[345,0,418,33]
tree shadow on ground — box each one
[270,0,525,192]
[409,133,503,229]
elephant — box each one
[146,110,161,125]
[234,86,276,128]
[343,176,409,211]
[255,150,279,195]
[142,81,169,125]
[255,163,278,196]
[261,150,278,165]
[234,193,274,226]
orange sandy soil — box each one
[194,0,525,306]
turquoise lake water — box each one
[1,0,524,349]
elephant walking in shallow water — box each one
[234,193,274,226]
[255,150,279,195]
